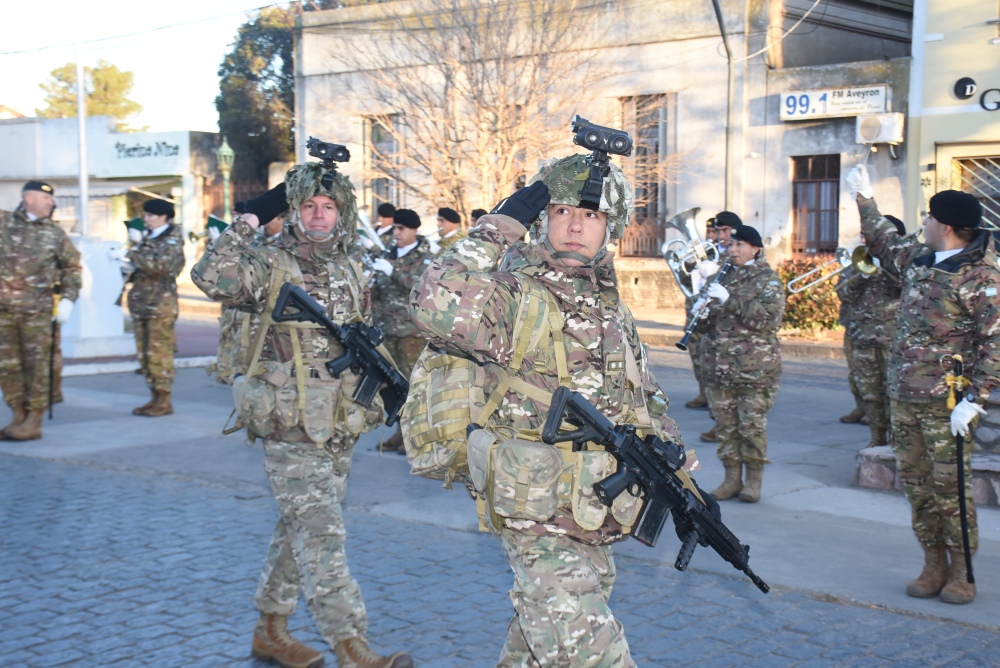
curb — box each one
[64,355,217,377]
[637,328,845,360]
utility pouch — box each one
[571,450,614,531]
[237,375,276,439]
[302,384,338,444]
[273,387,299,429]
[466,428,498,495]
[491,438,563,522]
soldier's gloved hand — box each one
[370,257,393,277]
[358,232,376,250]
[208,227,222,242]
[55,299,74,325]
[108,247,129,262]
[128,228,143,244]
[846,165,873,199]
[690,297,708,318]
[489,181,551,227]
[706,282,730,304]
[951,398,987,437]
[697,260,719,277]
[244,183,288,227]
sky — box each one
[0,0,274,133]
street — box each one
[2,348,999,667]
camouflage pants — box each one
[52,323,63,402]
[254,436,368,645]
[0,310,53,410]
[497,529,635,668]
[891,400,978,552]
[383,335,425,382]
[687,331,704,394]
[133,316,177,392]
[853,345,890,431]
[709,385,777,465]
[844,336,863,409]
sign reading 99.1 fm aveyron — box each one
[780,85,889,121]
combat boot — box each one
[839,406,865,424]
[685,393,708,410]
[941,551,976,604]
[379,426,404,453]
[699,426,717,443]
[865,426,888,449]
[1,405,26,438]
[143,391,173,417]
[334,638,413,668]
[251,613,324,668]
[132,389,157,415]
[709,461,742,501]
[6,409,42,441]
[739,464,764,503]
[905,543,948,598]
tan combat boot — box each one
[334,638,413,668]
[865,426,889,449]
[839,406,865,424]
[1,405,27,438]
[6,409,42,441]
[940,550,976,604]
[709,461,742,501]
[132,390,157,416]
[739,464,764,503]
[685,393,708,410]
[143,391,173,417]
[699,426,717,443]
[379,425,404,453]
[905,543,948,598]
[251,613,324,668]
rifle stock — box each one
[271,283,409,426]
[542,386,769,593]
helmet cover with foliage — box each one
[284,161,358,248]
[527,153,634,243]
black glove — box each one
[489,181,550,227]
[244,183,288,225]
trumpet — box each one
[188,229,210,243]
[786,246,878,294]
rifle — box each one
[541,386,769,593]
[676,258,733,352]
[271,283,409,426]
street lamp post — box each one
[216,136,236,223]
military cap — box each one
[884,214,906,236]
[394,209,421,229]
[705,217,716,229]
[23,180,55,194]
[731,224,763,248]
[714,211,742,229]
[437,207,461,223]
[377,202,397,217]
[143,198,175,218]
[471,208,488,221]
[929,190,981,229]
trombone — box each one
[786,246,878,294]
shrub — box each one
[776,257,842,331]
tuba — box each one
[661,207,719,298]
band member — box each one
[683,218,715,411]
[848,165,1000,604]
[695,224,784,502]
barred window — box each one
[792,155,840,256]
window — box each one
[792,155,840,255]
[367,117,397,208]
[618,94,673,257]
[953,156,1000,230]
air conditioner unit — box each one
[856,112,905,145]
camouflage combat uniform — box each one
[435,227,467,254]
[859,197,1000,553]
[698,261,784,466]
[837,270,865,414]
[411,212,680,668]
[371,236,435,381]
[126,224,185,392]
[191,166,388,652]
[0,206,81,411]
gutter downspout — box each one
[906,0,927,223]
[710,0,735,210]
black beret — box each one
[929,190,981,229]
[377,203,397,218]
[143,199,175,218]
[705,217,716,229]
[23,180,54,195]
[233,200,247,215]
[714,211,742,229]
[393,208,421,229]
[437,207,461,223]
[471,208,488,220]
[884,214,906,236]
[731,224,763,248]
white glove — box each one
[689,269,705,294]
[208,227,222,242]
[707,282,730,304]
[846,165,873,199]
[697,260,719,277]
[370,257,394,277]
[108,247,129,262]
[428,239,441,255]
[951,398,987,437]
[128,228,143,244]
[55,299,74,325]
[358,232,375,250]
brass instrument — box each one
[661,207,719,298]
[786,246,878,294]
[188,229,209,243]
[357,207,387,252]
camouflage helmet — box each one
[527,153,634,241]
[284,162,358,248]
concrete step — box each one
[856,445,1000,507]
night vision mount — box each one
[306,136,350,188]
[570,115,633,211]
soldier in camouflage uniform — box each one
[0,181,81,441]
[836,267,867,425]
[434,207,467,254]
[681,217,713,412]
[370,208,435,452]
[411,154,703,667]
[192,162,412,668]
[695,224,784,504]
[849,165,1000,605]
[124,199,186,417]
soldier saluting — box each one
[848,165,1000,604]
[0,181,81,441]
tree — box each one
[36,59,144,130]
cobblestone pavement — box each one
[4,449,999,668]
